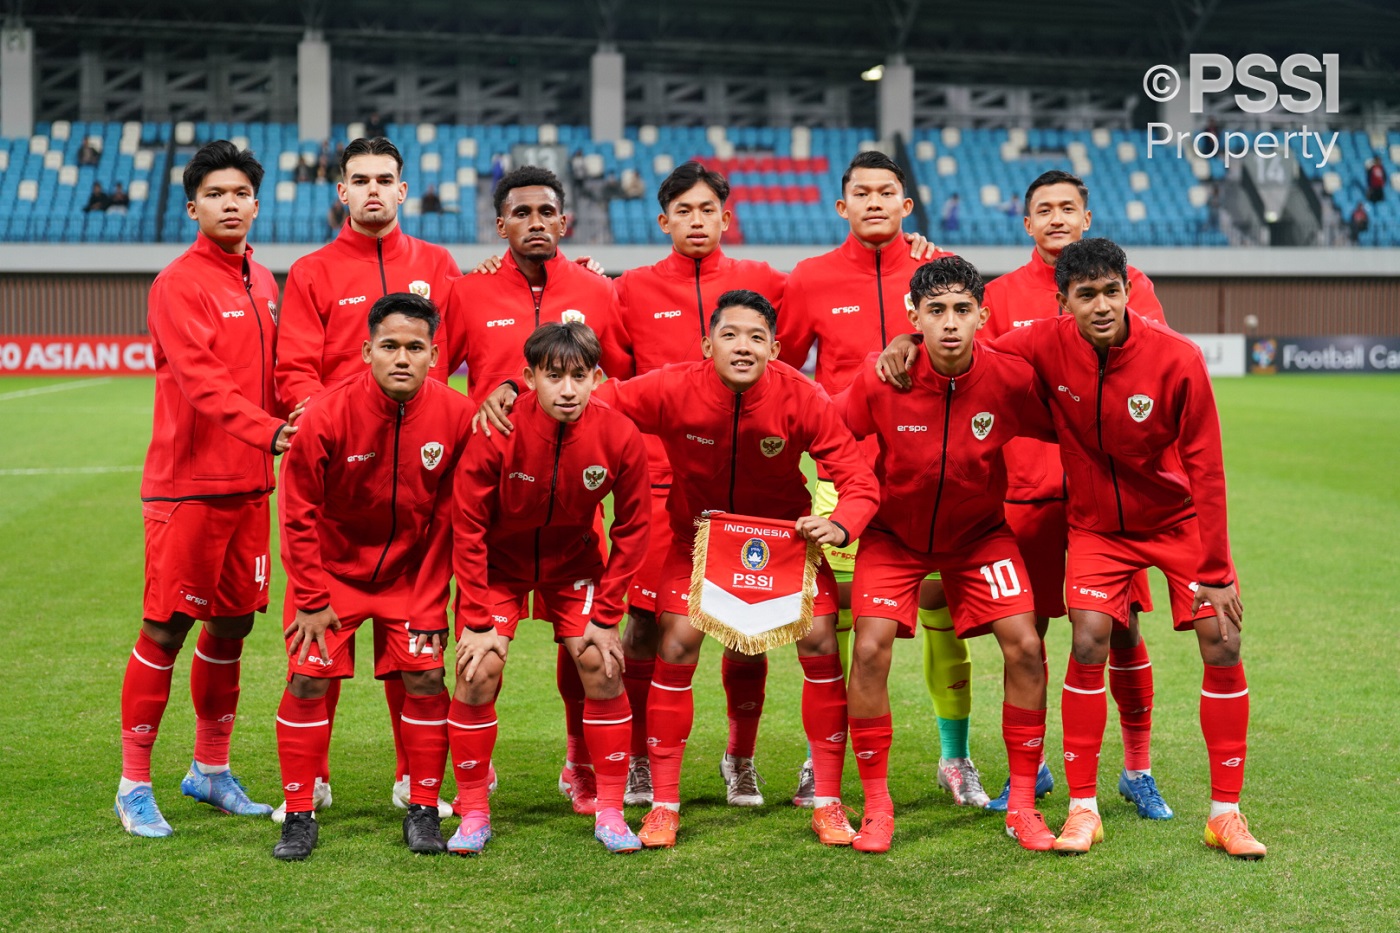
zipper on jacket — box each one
[874,249,888,348]
[376,237,388,294]
[693,258,707,338]
[1095,358,1126,531]
[519,264,548,327]
[244,257,270,488]
[926,377,955,552]
[534,420,567,582]
[727,393,742,511]
[370,402,404,582]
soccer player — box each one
[448,322,650,855]
[273,292,470,860]
[882,170,1172,817]
[597,289,879,849]
[835,257,1055,853]
[990,238,1264,858]
[116,140,289,837]
[777,151,984,809]
[273,135,463,821]
[445,165,633,816]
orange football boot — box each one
[1052,806,1104,855]
[811,802,857,846]
[637,807,679,849]
[1204,811,1267,859]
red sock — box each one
[1201,662,1249,803]
[319,679,341,781]
[401,690,450,807]
[557,645,590,767]
[121,630,179,782]
[275,690,329,813]
[448,699,498,814]
[722,654,767,758]
[1110,639,1154,772]
[190,629,242,767]
[849,714,893,815]
[584,694,633,811]
[799,654,848,799]
[1003,702,1048,812]
[1061,657,1107,798]
[622,656,654,758]
[385,677,408,779]
[647,659,696,805]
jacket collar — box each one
[696,357,774,407]
[909,341,985,394]
[517,388,591,443]
[354,367,427,421]
[502,246,570,281]
[192,232,253,277]
[659,246,727,279]
[336,220,406,261]
[1025,248,1060,293]
[837,232,905,273]
[1067,310,1144,366]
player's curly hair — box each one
[657,161,731,211]
[710,289,777,335]
[909,256,985,306]
[494,165,567,216]
[367,292,440,339]
[524,321,601,373]
[182,139,264,201]
[1054,238,1128,295]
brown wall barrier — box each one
[2,272,1396,338]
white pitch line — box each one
[0,465,142,476]
[0,378,113,402]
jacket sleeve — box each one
[443,276,470,377]
[592,369,667,435]
[832,358,878,440]
[278,406,334,612]
[596,282,637,381]
[1014,363,1057,443]
[606,276,639,381]
[980,279,1008,340]
[452,433,504,632]
[149,274,286,452]
[1128,268,1166,325]
[593,420,652,625]
[988,323,1040,366]
[1174,355,1234,585]
[775,271,816,370]
[273,264,326,411]
[804,384,880,541]
[764,265,789,316]
[408,423,464,634]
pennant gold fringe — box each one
[687,517,821,655]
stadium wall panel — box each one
[1153,279,1400,336]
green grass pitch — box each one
[0,374,1396,931]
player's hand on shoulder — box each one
[471,254,504,275]
[575,255,607,276]
[794,515,846,547]
[876,333,921,390]
[905,231,942,260]
[1192,583,1243,640]
[285,606,341,666]
[472,383,518,437]
[274,422,299,453]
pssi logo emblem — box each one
[760,436,785,458]
[740,537,770,571]
[583,465,607,490]
[971,412,994,440]
[1128,394,1154,422]
[561,309,586,325]
[409,280,430,299]
[421,442,444,470]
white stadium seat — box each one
[980,184,1001,206]
[29,135,47,155]
[538,124,558,144]
[439,181,458,202]
[457,137,478,158]
[1092,128,1111,148]
[1116,141,1137,163]
[231,136,249,151]
[44,149,63,170]
[421,152,441,173]
[276,181,296,202]
[941,126,961,147]
[639,125,659,145]
[915,140,935,162]
[613,137,634,159]
[134,150,154,171]
[279,151,298,172]
[936,155,957,177]
[653,153,674,175]
[706,125,727,145]
[456,166,478,186]
[175,122,195,145]
[416,123,436,144]
[59,165,77,185]
[1321,171,1342,194]
[1130,170,1150,192]
[403,197,421,216]
[18,179,37,201]
[51,120,70,141]
[129,180,149,201]
[347,122,365,140]
[1188,185,1209,208]
[1126,200,1147,222]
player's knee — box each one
[289,673,331,699]
[141,618,191,652]
[1070,631,1110,665]
[851,634,890,674]
[206,613,255,640]
[623,609,659,653]
[402,668,445,696]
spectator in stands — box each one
[1350,202,1370,242]
[315,154,330,184]
[420,185,443,214]
[1001,194,1021,217]
[620,169,645,200]
[78,138,102,167]
[490,152,509,189]
[1366,157,1386,203]
[326,200,346,241]
[940,192,961,233]
[296,155,316,184]
[1206,182,1221,231]
[109,182,130,213]
[570,148,587,182]
[365,111,386,139]
[83,182,111,213]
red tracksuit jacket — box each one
[992,313,1234,585]
[141,234,284,502]
[615,247,788,489]
[453,394,651,630]
[981,249,1165,504]
[444,250,632,403]
[278,372,472,631]
[597,359,880,545]
[275,222,462,410]
[834,346,1054,554]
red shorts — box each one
[852,527,1036,639]
[1005,499,1154,619]
[1066,519,1237,630]
[142,496,271,623]
[657,540,840,618]
[627,485,674,615]
[460,572,603,643]
[284,573,445,680]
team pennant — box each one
[688,511,821,655]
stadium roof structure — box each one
[15,0,1400,102]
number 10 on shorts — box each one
[979,559,1022,599]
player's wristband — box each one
[830,520,851,549]
[500,379,520,397]
[588,618,618,630]
[407,627,448,637]
[298,603,330,614]
[1199,579,1235,589]
[270,423,288,453]
[463,624,496,634]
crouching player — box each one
[597,290,879,849]
[835,258,1055,853]
[991,238,1264,858]
[274,293,471,860]
[450,322,651,855]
